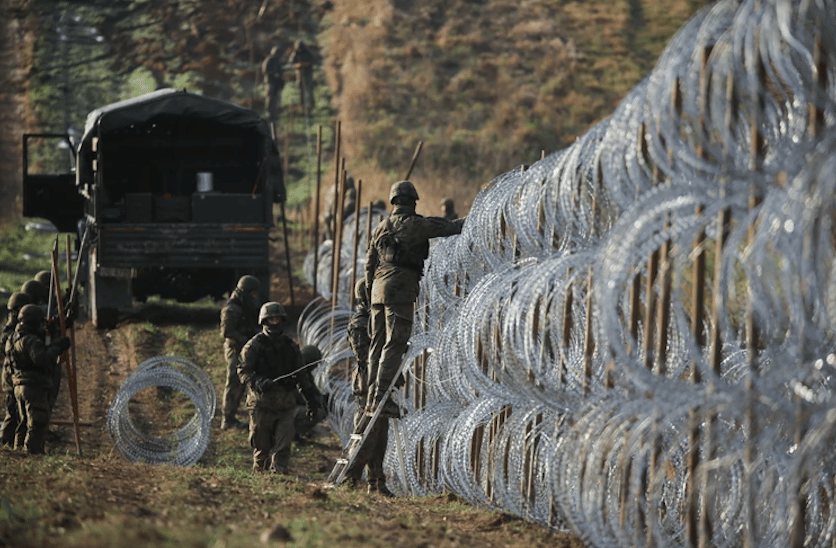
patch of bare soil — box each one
[1,239,587,548]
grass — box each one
[0,219,69,300]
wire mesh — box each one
[301,1,836,546]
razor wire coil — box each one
[301,1,836,546]
[107,356,216,467]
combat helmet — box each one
[7,292,32,312]
[236,275,261,294]
[389,180,419,204]
[34,270,52,286]
[258,301,288,324]
[300,344,322,365]
[21,279,48,304]
[19,304,45,328]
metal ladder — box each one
[326,361,408,486]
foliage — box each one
[0,219,67,300]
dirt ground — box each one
[0,237,588,548]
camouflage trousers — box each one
[14,384,51,454]
[223,342,245,421]
[0,387,19,446]
[344,402,388,486]
[248,405,296,473]
[367,303,413,412]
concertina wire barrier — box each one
[107,356,216,466]
[301,1,836,546]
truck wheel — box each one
[93,307,118,330]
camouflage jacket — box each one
[220,292,259,349]
[364,205,464,305]
[238,330,318,410]
[1,319,15,392]
[7,324,63,388]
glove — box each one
[53,337,71,353]
[306,403,326,423]
[64,308,76,329]
[255,378,275,393]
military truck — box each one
[23,89,284,328]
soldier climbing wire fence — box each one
[299,1,836,546]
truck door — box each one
[22,133,84,233]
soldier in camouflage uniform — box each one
[20,278,64,417]
[1,292,33,446]
[219,275,262,430]
[322,176,356,241]
[362,180,465,494]
[440,197,458,221]
[262,45,286,122]
[343,279,391,494]
[34,270,52,287]
[8,304,71,454]
[238,302,324,474]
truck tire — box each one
[93,306,118,330]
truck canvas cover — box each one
[76,88,283,198]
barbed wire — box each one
[302,1,836,546]
[107,356,216,466]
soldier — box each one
[20,278,63,417]
[440,197,458,221]
[262,45,285,122]
[343,279,391,494]
[219,275,262,430]
[34,270,52,287]
[293,344,327,440]
[289,39,316,113]
[21,279,48,307]
[322,176,356,241]
[238,302,323,474]
[362,180,465,495]
[0,292,33,446]
[8,304,71,454]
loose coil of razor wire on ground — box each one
[301,1,836,546]
[107,356,216,467]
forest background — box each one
[1,0,712,228]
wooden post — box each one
[312,126,323,296]
[582,268,594,394]
[404,141,423,180]
[328,121,341,339]
[560,278,573,387]
[280,202,294,306]
[349,179,363,311]
[51,243,81,457]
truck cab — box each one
[23,89,284,328]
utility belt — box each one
[380,253,424,273]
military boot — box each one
[367,479,395,498]
[221,416,247,430]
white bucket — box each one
[197,172,213,192]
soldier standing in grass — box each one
[262,45,285,122]
[289,39,316,114]
[20,278,64,421]
[361,180,465,495]
[440,197,458,221]
[0,292,32,446]
[8,304,70,454]
[238,302,324,474]
[219,275,262,430]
